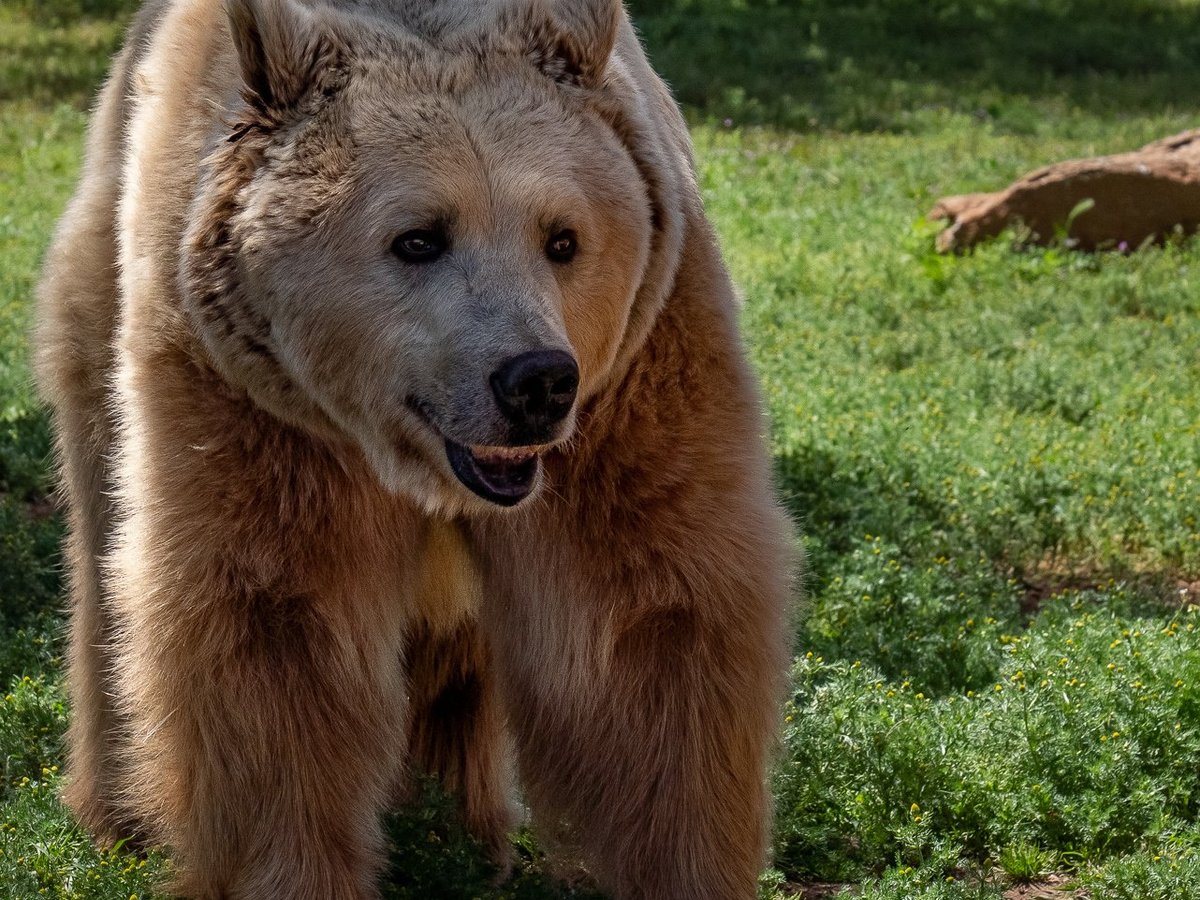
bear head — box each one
[182,0,685,514]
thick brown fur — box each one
[35,0,794,897]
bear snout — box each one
[489,349,579,440]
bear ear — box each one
[226,0,331,112]
[523,0,621,88]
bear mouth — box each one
[443,440,539,507]
[406,397,541,507]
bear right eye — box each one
[391,229,447,264]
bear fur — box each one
[35,0,793,897]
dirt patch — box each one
[782,883,853,899]
[1019,565,1114,616]
[1016,556,1200,615]
[1175,578,1200,605]
[782,876,1086,898]
[25,492,58,521]
[0,489,59,522]
[1003,874,1087,899]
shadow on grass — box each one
[382,779,606,900]
[10,0,1200,128]
[628,0,1200,131]
[0,407,61,635]
[774,443,955,569]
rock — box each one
[929,129,1200,252]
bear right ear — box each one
[520,0,621,88]
[226,0,330,112]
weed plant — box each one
[776,593,1200,879]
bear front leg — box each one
[57,426,131,843]
[114,589,408,900]
[35,50,131,839]
[476,471,793,899]
[108,515,414,900]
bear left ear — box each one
[226,0,333,112]
[522,0,621,88]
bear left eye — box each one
[392,228,447,264]
[546,229,577,264]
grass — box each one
[2,0,1200,897]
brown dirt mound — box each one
[930,130,1200,252]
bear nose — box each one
[490,350,579,433]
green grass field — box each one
[3,0,1200,897]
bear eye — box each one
[545,229,577,264]
[392,228,447,263]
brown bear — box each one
[35,0,794,897]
